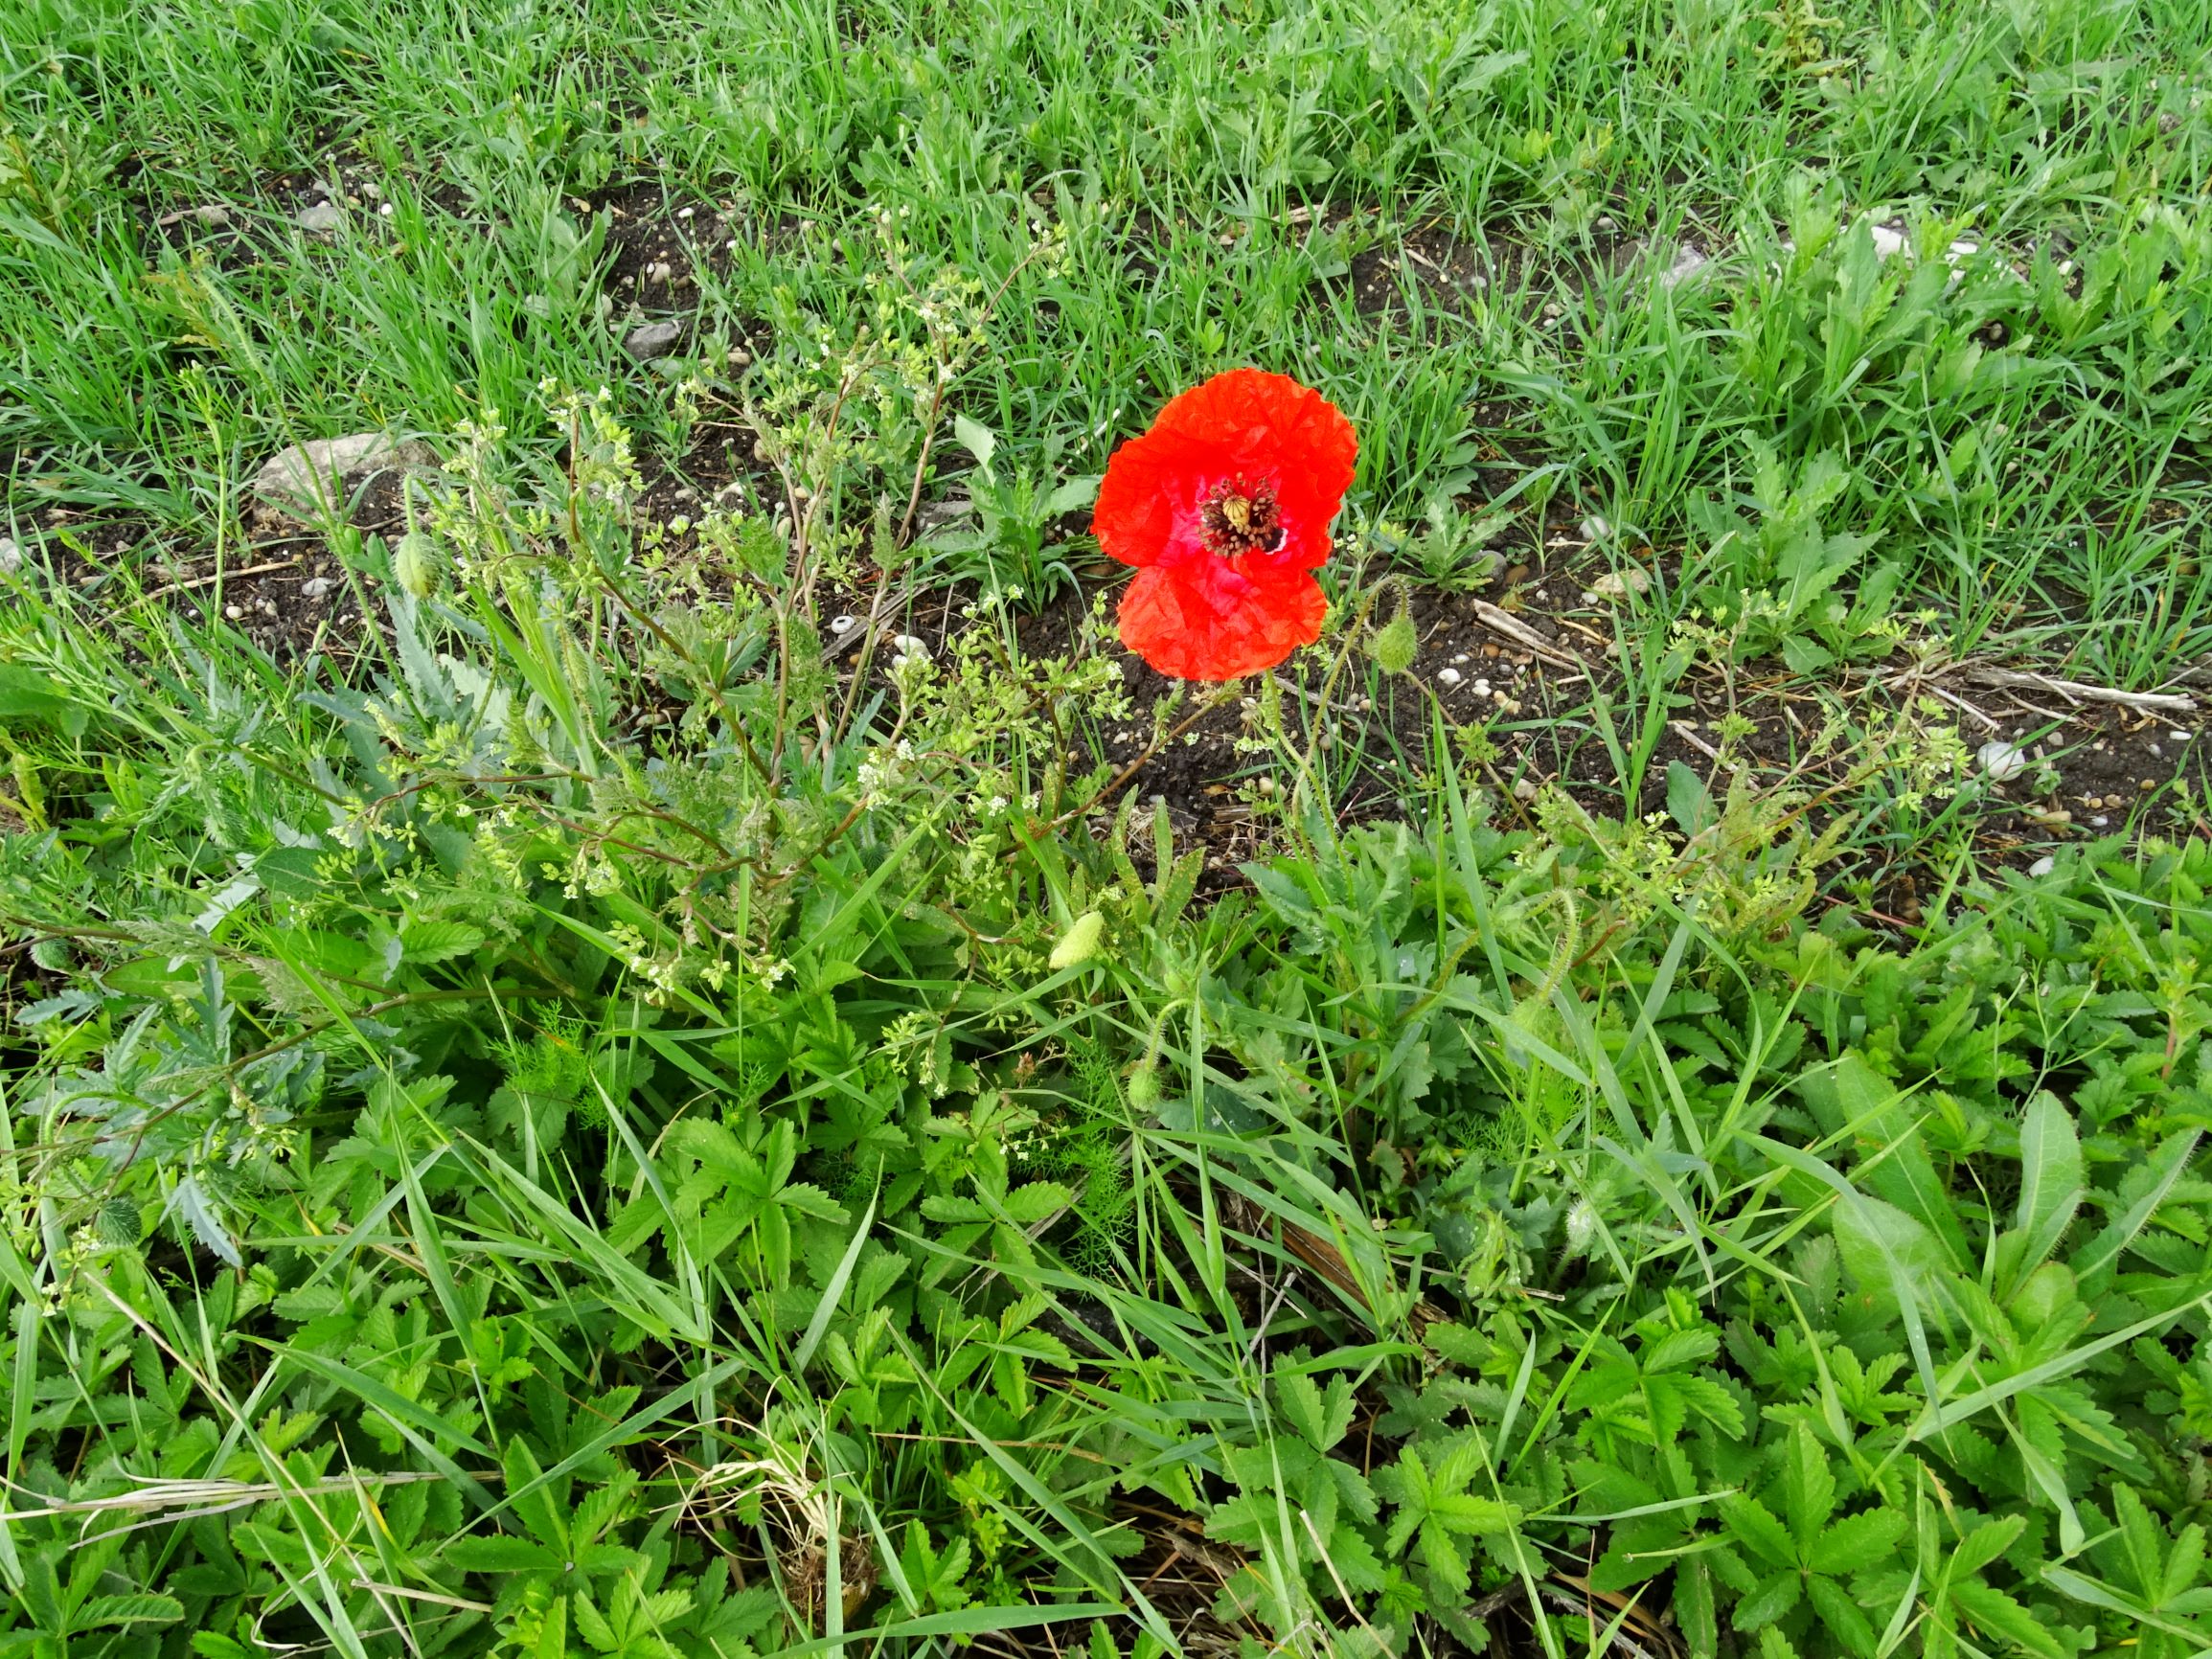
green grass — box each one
[7,0,2212,1655]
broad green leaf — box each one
[2008,1092,2082,1293]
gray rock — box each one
[302,577,336,600]
[1659,242,1710,289]
[253,432,429,512]
[625,320,684,360]
[1977,740,2029,783]
[2027,855,2056,878]
[0,536,20,575]
[296,199,346,235]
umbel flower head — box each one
[1093,369,1357,681]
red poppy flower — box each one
[1093,369,1357,682]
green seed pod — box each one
[1369,608,1418,675]
[393,529,438,598]
[1049,909,1106,971]
[1126,1057,1160,1109]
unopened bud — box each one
[1369,610,1417,674]
[392,530,438,598]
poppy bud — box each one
[393,530,438,598]
[1049,909,1106,970]
[1369,610,1417,674]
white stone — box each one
[1659,242,1709,288]
[1869,223,1907,259]
[1438,667,1463,686]
[831,614,857,634]
[2028,855,2056,877]
[1978,740,2028,782]
[624,320,684,360]
[295,199,345,234]
[0,536,19,574]
[302,577,335,599]
[253,432,426,511]
[1593,567,1650,598]
[1581,515,1612,541]
[2173,730,2192,742]
[157,203,232,228]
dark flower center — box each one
[1199,480,1283,556]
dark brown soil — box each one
[18,465,413,663]
[823,530,2212,912]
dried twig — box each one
[1959,665,2196,715]
[136,557,300,602]
[1471,600,1584,670]
[1922,682,2002,730]
[1668,719,1723,761]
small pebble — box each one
[223,603,243,620]
[378,201,394,217]
[1513,778,1539,802]
[1579,589,1599,604]
[302,577,335,599]
[1471,679,1492,695]
[677,206,695,219]
[648,259,673,284]
[0,536,20,574]
[1977,740,2028,782]
[1581,515,1612,541]
[2091,816,2109,828]
[1595,216,1617,232]
[624,319,684,359]
[831,614,857,634]
[1452,652,1470,664]
[2173,730,2192,742]
[2028,855,2057,878]
[1438,667,1463,686]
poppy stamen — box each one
[1199,481,1283,557]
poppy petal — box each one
[1094,369,1355,681]
[1118,562,1328,683]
